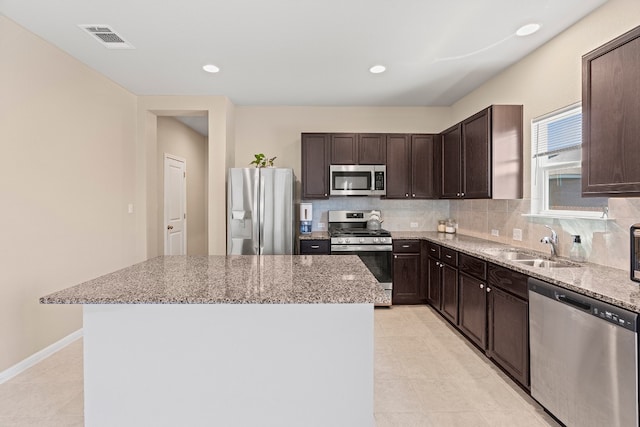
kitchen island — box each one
[41,255,388,427]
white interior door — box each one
[164,155,186,255]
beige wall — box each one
[157,117,208,255]
[447,0,640,269]
[136,97,234,256]
[234,106,450,179]
[0,16,138,371]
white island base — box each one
[83,303,374,427]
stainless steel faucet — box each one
[540,225,558,257]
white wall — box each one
[157,117,208,255]
[0,16,138,371]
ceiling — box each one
[2,0,606,106]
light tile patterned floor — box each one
[0,305,560,426]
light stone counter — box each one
[298,231,330,240]
[392,231,640,313]
[40,254,389,305]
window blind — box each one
[532,104,582,158]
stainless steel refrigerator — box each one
[227,168,294,255]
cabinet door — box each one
[330,133,358,164]
[411,134,436,199]
[441,263,458,324]
[358,134,386,164]
[301,134,330,199]
[582,26,640,196]
[427,257,442,310]
[440,124,462,198]
[462,109,491,199]
[458,272,488,349]
[392,253,421,304]
[385,134,411,199]
[488,286,529,388]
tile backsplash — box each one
[449,198,640,271]
[303,196,640,272]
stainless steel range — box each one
[329,210,392,305]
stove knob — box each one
[338,238,344,244]
[373,237,380,243]
[359,238,365,243]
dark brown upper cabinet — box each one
[329,133,386,165]
[301,133,330,199]
[386,134,438,199]
[582,25,640,197]
[439,105,523,200]
[330,133,358,164]
[358,134,386,164]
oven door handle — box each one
[331,245,392,252]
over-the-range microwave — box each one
[329,165,386,196]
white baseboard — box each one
[0,329,83,384]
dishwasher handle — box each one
[556,293,591,312]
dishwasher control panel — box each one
[591,306,636,329]
[529,278,638,332]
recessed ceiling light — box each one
[202,64,220,73]
[516,23,541,37]
[369,65,386,74]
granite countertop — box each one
[40,255,390,305]
[392,231,640,313]
[298,232,330,240]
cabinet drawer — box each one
[488,264,528,300]
[300,240,330,255]
[459,253,487,280]
[426,242,441,259]
[441,247,458,266]
[393,240,421,253]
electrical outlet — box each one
[491,229,499,237]
[317,222,325,230]
[512,228,523,241]
[410,222,419,228]
[128,203,134,214]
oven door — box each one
[331,245,392,305]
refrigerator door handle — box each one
[258,169,265,255]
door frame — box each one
[164,153,187,255]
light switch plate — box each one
[491,229,499,237]
[512,228,523,241]
[128,203,134,214]
[317,222,325,230]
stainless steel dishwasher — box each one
[529,278,639,427]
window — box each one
[531,103,607,216]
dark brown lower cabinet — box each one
[392,254,422,304]
[487,265,530,389]
[458,273,488,349]
[427,257,442,309]
[441,263,458,324]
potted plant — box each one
[250,153,277,168]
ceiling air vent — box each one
[79,25,135,49]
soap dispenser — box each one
[569,235,587,262]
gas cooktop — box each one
[329,227,391,238]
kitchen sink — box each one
[511,259,579,269]
[483,248,580,268]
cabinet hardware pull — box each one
[167,225,173,230]
[440,264,444,268]
[461,192,465,197]
[311,245,319,249]
[412,194,416,197]
[394,255,398,259]
[457,193,460,197]
[480,284,484,289]
[405,193,409,197]
[402,245,410,248]
[445,254,452,259]
[486,287,492,293]
[430,248,436,252]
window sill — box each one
[522,213,614,221]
